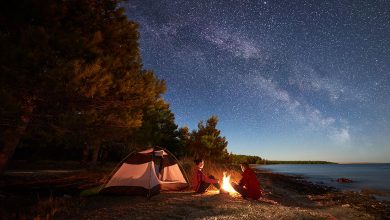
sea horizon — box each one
[256,163,390,201]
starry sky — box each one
[123,0,390,163]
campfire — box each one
[221,172,237,195]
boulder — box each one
[336,178,353,183]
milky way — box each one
[123,0,390,162]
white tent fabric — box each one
[160,164,186,183]
[101,148,188,196]
[106,162,160,189]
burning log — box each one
[219,188,229,194]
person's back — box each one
[232,162,262,200]
[241,168,261,200]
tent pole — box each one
[99,149,137,192]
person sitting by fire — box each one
[193,159,221,193]
[231,162,262,200]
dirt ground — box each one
[1,164,390,219]
[54,169,390,220]
[56,191,370,219]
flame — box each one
[222,172,237,194]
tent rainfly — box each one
[100,148,188,197]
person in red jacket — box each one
[231,162,262,200]
[193,159,221,193]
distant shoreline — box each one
[253,167,390,219]
[255,160,336,165]
[256,161,390,165]
[337,162,390,164]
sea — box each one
[256,163,390,201]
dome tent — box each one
[100,148,189,197]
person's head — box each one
[194,158,204,169]
[240,162,249,172]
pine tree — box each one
[189,115,229,162]
[0,0,166,170]
[131,101,184,156]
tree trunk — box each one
[0,100,34,173]
[81,142,90,164]
[100,148,108,165]
[90,142,101,165]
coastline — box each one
[255,163,390,201]
[255,167,390,219]
[1,167,390,219]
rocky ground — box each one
[1,163,389,219]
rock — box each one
[336,178,353,183]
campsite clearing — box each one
[1,164,389,219]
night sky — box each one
[123,0,390,162]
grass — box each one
[0,194,69,220]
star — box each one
[124,0,390,163]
